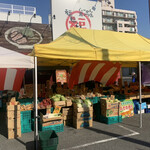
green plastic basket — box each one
[88,97,98,104]
[39,130,58,150]
[41,145,58,150]
[21,110,32,133]
[100,115,122,125]
[40,123,64,133]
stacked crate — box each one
[40,113,64,133]
[62,107,73,126]
[100,98,122,124]
[21,110,32,133]
[7,102,21,139]
[73,103,93,129]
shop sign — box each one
[56,70,67,84]
[51,0,102,40]
[5,27,43,49]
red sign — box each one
[56,70,67,84]
[66,11,91,30]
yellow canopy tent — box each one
[32,27,150,64]
[32,28,149,147]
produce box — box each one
[100,115,122,125]
[63,119,73,126]
[7,110,20,119]
[101,98,120,109]
[7,117,21,128]
[41,119,63,127]
[62,107,73,116]
[63,115,73,121]
[65,99,72,107]
[73,118,93,129]
[8,127,21,139]
[52,101,66,107]
[40,113,63,123]
[101,108,121,117]
[73,110,93,119]
[7,102,20,110]
[73,103,93,113]
[120,99,134,118]
[121,109,134,118]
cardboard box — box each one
[63,119,73,126]
[7,118,21,128]
[62,107,73,115]
[73,110,93,119]
[52,101,66,107]
[73,103,93,112]
[8,128,21,139]
[7,102,20,111]
[7,110,20,119]
[40,112,63,123]
[41,119,63,127]
[66,100,72,107]
[73,118,93,129]
[101,108,121,117]
[101,98,120,109]
[121,109,134,118]
[63,115,73,121]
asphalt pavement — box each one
[0,112,150,150]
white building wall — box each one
[0,12,42,23]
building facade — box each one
[0,3,42,23]
[101,0,137,33]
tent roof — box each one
[33,27,150,66]
[0,46,34,68]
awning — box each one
[69,61,121,89]
[32,27,150,66]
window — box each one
[127,14,135,18]
[117,12,124,17]
[106,11,112,15]
[119,23,123,27]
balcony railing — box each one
[0,3,36,15]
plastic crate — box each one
[145,108,150,113]
[0,99,2,108]
[93,102,101,121]
[40,124,64,133]
[100,115,122,125]
[40,145,57,150]
[136,102,147,110]
[18,98,33,105]
[39,130,58,146]
[21,110,32,133]
[88,97,98,104]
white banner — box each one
[51,0,102,40]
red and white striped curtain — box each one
[0,68,26,91]
[69,61,121,89]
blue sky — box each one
[0,0,150,38]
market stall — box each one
[0,46,34,139]
[32,27,150,148]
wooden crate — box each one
[8,127,21,139]
[73,117,93,129]
[73,103,93,113]
[73,110,93,119]
[7,118,21,128]
[7,110,20,119]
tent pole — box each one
[139,61,142,128]
[34,56,38,149]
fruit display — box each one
[39,98,52,109]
